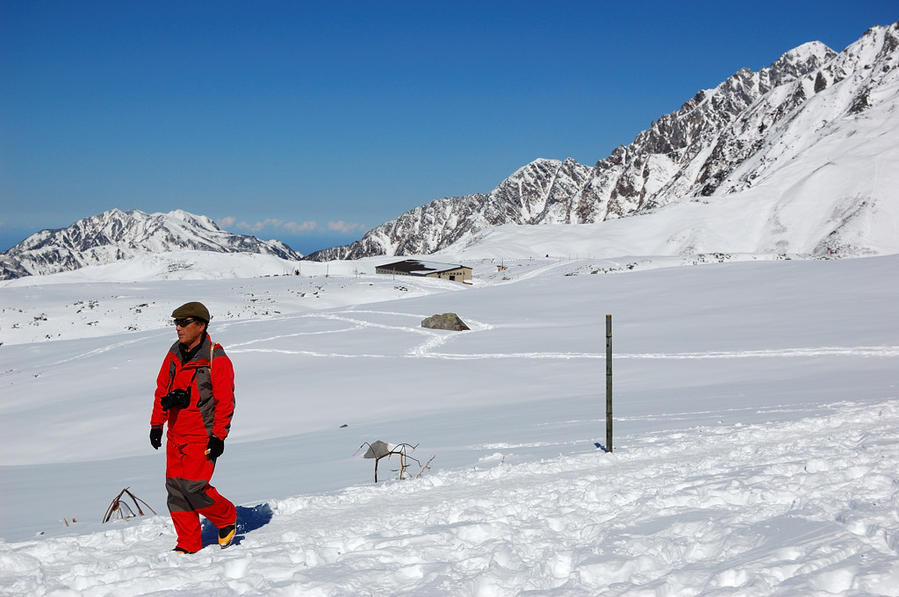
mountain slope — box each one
[307,22,899,261]
[0,209,302,279]
[445,89,899,260]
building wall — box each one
[426,268,472,282]
[376,264,472,282]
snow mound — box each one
[2,401,898,595]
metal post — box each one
[606,314,613,453]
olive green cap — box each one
[171,301,210,322]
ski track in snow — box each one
[226,310,494,360]
[612,346,899,360]
[420,345,899,360]
[3,400,898,596]
[489,259,575,285]
[43,333,170,368]
[226,310,899,361]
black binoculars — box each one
[160,388,191,411]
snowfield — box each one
[1,251,898,595]
[4,400,899,596]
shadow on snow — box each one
[201,503,274,548]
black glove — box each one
[150,427,162,450]
[206,435,224,459]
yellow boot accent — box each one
[218,523,236,548]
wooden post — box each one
[606,314,613,453]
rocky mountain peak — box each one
[766,41,836,86]
[1,209,302,279]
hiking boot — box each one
[172,546,195,554]
[218,522,236,548]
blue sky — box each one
[1,1,896,254]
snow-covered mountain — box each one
[307,22,899,261]
[0,209,302,279]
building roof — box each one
[376,259,470,275]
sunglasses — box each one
[173,318,199,327]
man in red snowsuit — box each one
[149,301,237,553]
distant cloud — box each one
[327,220,366,233]
[284,221,318,233]
[245,218,285,233]
[217,217,318,235]
[217,217,364,236]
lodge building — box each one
[375,259,472,283]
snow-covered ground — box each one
[1,251,898,595]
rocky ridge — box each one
[307,23,898,261]
[0,209,302,279]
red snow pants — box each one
[165,440,235,553]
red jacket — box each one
[151,333,235,443]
